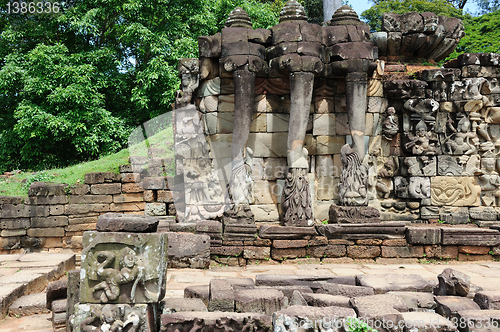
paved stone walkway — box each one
[1,255,500,331]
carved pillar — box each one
[346,72,368,159]
[227,67,255,212]
[282,72,314,227]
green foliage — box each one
[450,10,500,57]
[361,0,463,31]
[0,0,280,172]
[345,317,378,332]
[21,171,55,191]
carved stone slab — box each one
[70,303,156,332]
[441,228,500,246]
[329,205,381,224]
[356,274,435,294]
[161,311,272,332]
[80,231,167,304]
[97,213,159,233]
[431,176,481,206]
[317,222,406,240]
[258,225,318,239]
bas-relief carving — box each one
[175,59,199,109]
[382,107,399,140]
[80,232,167,304]
[437,155,481,176]
[408,177,431,199]
[431,177,481,206]
[403,156,436,177]
[282,167,313,226]
[174,105,225,222]
[405,120,440,155]
[478,156,500,206]
[72,304,152,332]
[339,144,368,206]
[375,157,398,198]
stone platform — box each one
[1,257,500,331]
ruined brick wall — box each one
[0,167,176,254]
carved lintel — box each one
[282,167,313,227]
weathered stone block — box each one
[474,291,500,309]
[142,177,166,190]
[434,268,471,297]
[357,273,435,294]
[27,228,65,237]
[113,193,144,203]
[381,246,424,258]
[110,202,145,212]
[271,248,306,260]
[306,244,346,258]
[31,216,68,228]
[272,240,308,249]
[234,288,285,315]
[208,279,234,312]
[80,231,167,304]
[69,195,113,204]
[434,296,481,319]
[97,213,158,233]
[250,205,280,222]
[441,228,500,246]
[329,205,380,224]
[316,136,345,155]
[145,202,166,216]
[347,245,380,258]
[161,298,207,314]
[0,218,30,230]
[122,183,144,193]
[90,183,121,195]
[167,232,210,269]
[243,246,270,260]
[84,172,116,184]
[406,227,441,244]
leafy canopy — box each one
[361,0,463,32]
[0,0,280,172]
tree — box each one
[451,9,500,56]
[0,0,281,172]
[361,0,463,31]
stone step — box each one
[0,253,75,318]
[8,292,49,317]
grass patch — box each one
[0,125,175,197]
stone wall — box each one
[0,167,177,254]
[186,53,500,225]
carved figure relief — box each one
[175,59,199,109]
[409,177,431,199]
[404,156,436,176]
[376,157,399,198]
[80,232,167,304]
[72,304,150,332]
[282,167,313,226]
[431,176,481,206]
[478,156,500,206]
[382,107,399,140]
[405,120,440,155]
[339,144,368,206]
[443,116,476,155]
